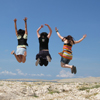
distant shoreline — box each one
[1,77,100,83]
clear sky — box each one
[0,0,100,80]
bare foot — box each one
[11,51,15,55]
[46,56,51,62]
[35,58,40,66]
[24,51,27,56]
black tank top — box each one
[39,37,49,51]
[18,36,28,46]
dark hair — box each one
[63,35,75,44]
[40,32,48,37]
[17,29,25,36]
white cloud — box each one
[56,70,74,78]
[31,73,44,77]
[37,74,44,76]
[0,69,51,77]
[16,69,51,77]
[0,70,16,75]
[16,69,27,76]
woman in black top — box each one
[11,17,28,63]
[35,24,52,66]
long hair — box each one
[64,35,75,44]
[17,29,25,36]
[40,32,48,38]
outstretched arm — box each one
[23,17,28,35]
[74,34,87,44]
[45,24,52,38]
[55,27,63,40]
[37,25,44,38]
[14,18,18,36]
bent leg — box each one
[39,62,43,66]
[11,51,22,63]
[22,51,27,63]
[46,56,51,62]
[35,58,40,66]
[22,56,26,63]
[61,62,72,68]
[60,57,72,68]
[43,60,48,66]
[61,62,73,73]
[61,62,77,74]
[60,57,77,74]
[39,58,44,66]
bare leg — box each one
[46,56,51,62]
[35,58,40,66]
[22,51,27,63]
[61,62,72,69]
[61,62,77,74]
[11,51,22,63]
[61,62,73,73]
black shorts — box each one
[36,51,52,60]
[36,51,52,66]
[39,59,48,66]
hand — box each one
[83,34,87,38]
[55,27,58,31]
[14,18,17,22]
[45,24,49,26]
[41,25,44,28]
[23,17,27,22]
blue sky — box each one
[0,0,100,80]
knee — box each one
[19,61,22,63]
[61,62,64,68]
[44,63,48,66]
[22,59,26,63]
[22,61,26,63]
[18,60,22,63]
[39,63,43,66]
[39,60,43,66]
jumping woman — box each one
[55,27,86,74]
[11,17,28,63]
[35,24,52,66]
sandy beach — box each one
[0,77,100,100]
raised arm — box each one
[74,34,87,44]
[14,18,18,36]
[23,17,28,35]
[45,24,52,38]
[37,25,44,38]
[55,27,63,40]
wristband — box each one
[56,30,58,32]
